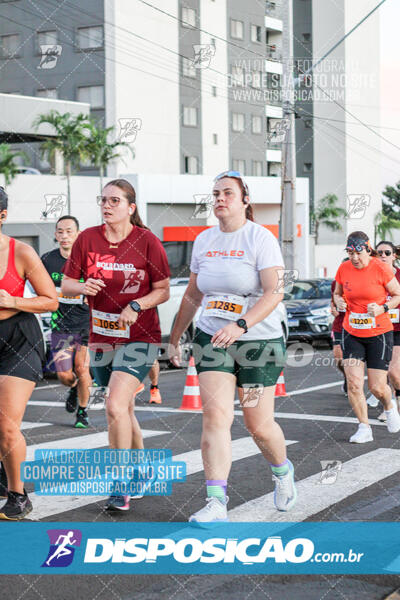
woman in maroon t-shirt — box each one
[376,240,400,413]
[62,179,170,512]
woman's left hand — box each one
[118,305,139,329]
[211,322,244,348]
[367,302,383,317]
[0,290,16,308]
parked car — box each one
[15,166,41,175]
[284,278,334,346]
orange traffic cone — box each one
[180,356,202,410]
[275,371,289,397]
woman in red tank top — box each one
[0,187,58,520]
[377,240,400,414]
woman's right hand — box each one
[83,278,106,296]
[336,297,347,311]
[168,341,182,367]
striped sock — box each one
[206,479,227,501]
[270,460,289,477]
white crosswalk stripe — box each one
[228,448,400,522]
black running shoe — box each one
[65,385,78,413]
[0,490,32,520]
[0,463,7,499]
[74,407,89,429]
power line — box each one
[296,106,400,133]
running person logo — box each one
[87,386,109,409]
[275,269,299,294]
[120,269,145,294]
[42,529,82,567]
[319,460,342,485]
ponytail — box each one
[245,203,254,222]
[104,179,149,230]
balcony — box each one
[266,44,282,61]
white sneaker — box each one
[385,404,400,433]
[367,393,379,408]
[189,496,229,526]
[349,423,373,443]
[273,460,297,511]
[377,410,387,422]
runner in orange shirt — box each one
[334,231,400,443]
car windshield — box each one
[285,280,332,300]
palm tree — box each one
[0,144,28,187]
[311,193,347,244]
[33,110,91,212]
[83,121,134,194]
[374,212,400,246]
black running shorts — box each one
[342,330,393,370]
[0,312,45,382]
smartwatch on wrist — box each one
[236,318,248,333]
[129,300,142,313]
[383,303,389,313]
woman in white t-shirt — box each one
[169,170,296,524]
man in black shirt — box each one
[41,216,91,428]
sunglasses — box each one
[378,250,393,256]
[96,196,122,207]
[214,170,249,196]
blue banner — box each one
[0,522,399,574]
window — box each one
[182,6,196,28]
[268,162,281,176]
[231,65,244,86]
[213,133,218,145]
[0,34,20,58]
[77,85,104,108]
[250,24,262,43]
[230,19,244,40]
[304,118,312,128]
[37,88,58,99]
[302,33,311,42]
[251,115,262,134]
[232,159,245,174]
[252,71,262,88]
[77,26,103,50]
[37,30,57,50]
[183,106,197,126]
[303,162,312,173]
[184,156,199,174]
[182,57,196,78]
[232,112,245,133]
[212,85,217,97]
[252,161,263,176]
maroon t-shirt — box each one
[63,225,170,346]
[331,279,345,333]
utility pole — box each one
[280,0,297,272]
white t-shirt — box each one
[190,220,285,340]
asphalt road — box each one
[2,343,400,599]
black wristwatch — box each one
[236,318,248,333]
[383,303,389,313]
[129,300,142,313]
